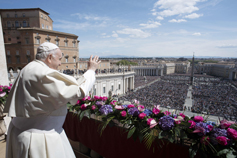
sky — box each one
[1,0,237,58]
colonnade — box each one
[133,68,163,76]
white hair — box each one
[36,48,58,61]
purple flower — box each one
[99,105,113,115]
[128,107,140,116]
[210,128,228,145]
[194,122,210,136]
[159,116,175,131]
[211,128,227,138]
[122,105,128,108]
[96,101,104,108]
[143,109,153,116]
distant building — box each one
[0,8,79,71]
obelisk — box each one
[190,53,194,85]
[0,15,9,85]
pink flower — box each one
[94,96,100,100]
[82,96,91,101]
[138,113,146,119]
[227,128,237,140]
[164,111,171,115]
[115,105,124,110]
[194,116,204,122]
[220,120,235,129]
[208,125,213,131]
[0,89,2,92]
[81,104,88,110]
[10,84,12,87]
[76,100,81,105]
[121,111,127,117]
[7,86,11,90]
[201,136,210,145]
[174,116,184,124]
[188,120,196,129]
[179,113,185,118]
[91,105,96,110]
[152,108,160,115]
[101,96,108,101]
[0,92,6,97]
[216,136,229,146]
[127,104,135,108]
[133,99,139,104]
[147,118,158,128]
[138,105,145,112]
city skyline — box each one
[1,0,237,58]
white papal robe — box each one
[4,60,95,158]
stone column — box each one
[0,15,9,85]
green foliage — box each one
[116,60,138,66]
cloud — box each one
[153,0,205,17]
[192,32,201,36]
[169,19,187,23]
[116,28,151,38]
[140,21,161,29]
[156,16,164,20]
[71,13,110,21]
[217,44,237,48]
[111,31,118,37]
[184,13,203,19]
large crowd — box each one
[192,77,237,120]
[120,75,189,110]
[120,74,237,121]
[134,75,160,88]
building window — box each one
[80,65,82,69]
[85,63,87,68]
[36,38,40,44]
[7,21,11,27]
[7,14,9,17]
[118,84,121,90]
[7,56,11,63]
[23,21,27,27]
[12,24,14,27]
[42,24,44,29]
[17,37,20,40]
[7,50,10,55]
[27,56,31,63]
[46,25,48,29]
[73,42,75,47]
[65,58,68,63]
[26,50,30,56]
[56,40,59,46]
[45,16,47,20]
[15,21,19,27]
[41,14,43,18]
[8,38,11,41]
[25,38,29,44]
[16,56,20,64]
[73,58,76,62]
[103,87,106,94]
[16,50,19,55]
[111,85,114,91]
[65,41,68,47]
[22,13,25,17]
[15,14,18,17]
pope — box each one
[4,42,101,158]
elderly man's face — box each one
[46,48,62,70]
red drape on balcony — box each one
[63,112,195,158]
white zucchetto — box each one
[37,42,59,52]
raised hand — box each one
[88,55,101,71]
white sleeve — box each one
[80,70,96,96]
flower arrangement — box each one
[69,96,237,158]
[0,84,12,105]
